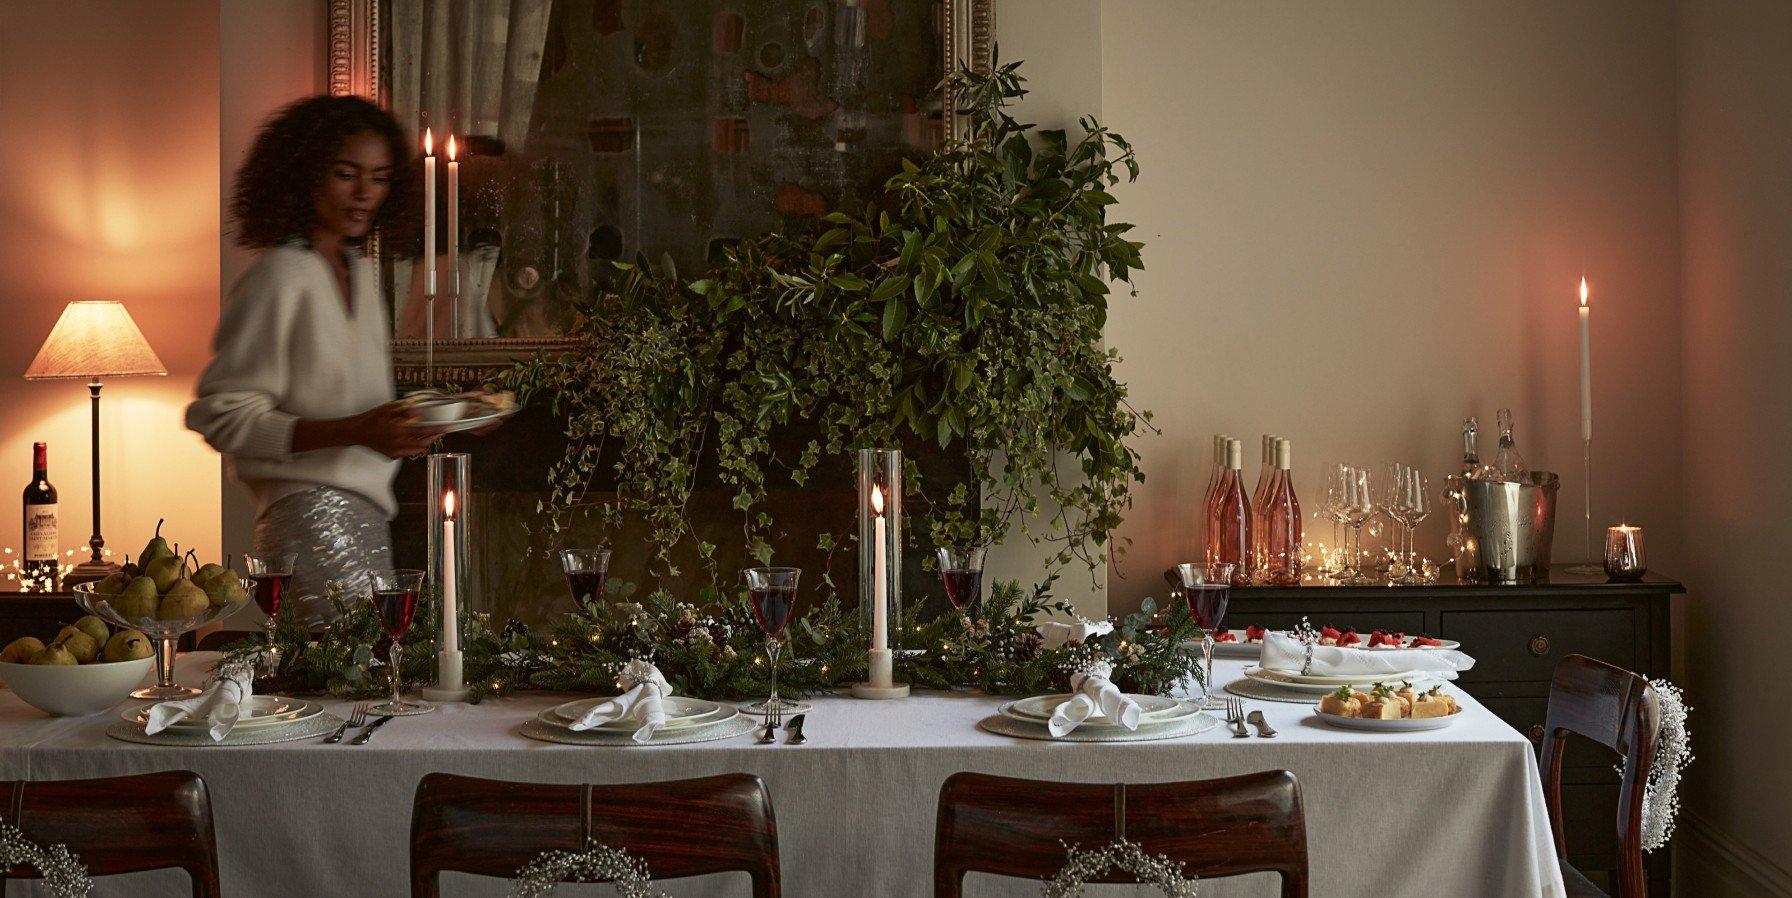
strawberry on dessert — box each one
[1408,635,1445,648]
[1244,625,1267,644]
[1367,630,1405,649]
[1213,629,1239,643]
[1319,625,1344,646]
[1335,629,1362,647]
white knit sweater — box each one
[187,242,400,519]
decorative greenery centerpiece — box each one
[225,578,1204,703]
[503,57,1150,581]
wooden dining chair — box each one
[1539,654,1661,898]
[410,772,780,897]
[0,769,220,897]
[935,770,1309,897]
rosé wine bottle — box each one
[1201,434,1227,557]
[1205,439,1253,585]
[1261,439,1304,586]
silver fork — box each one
[1227,698,1250,738]
[324,703,367,743]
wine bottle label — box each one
[25,504,58,561]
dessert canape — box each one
[1319,685,1361,718]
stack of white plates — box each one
[121,695,325,733]
[1240,665,1423,694]
[996,688,1204,731]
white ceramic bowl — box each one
[413,399,468,424]
[1,657,154,716]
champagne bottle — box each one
[1446,417,1479,551]
[1206,438,1252,585]
[1460,417,1480,477]
[1262,438,1303,586]
[1492,407,1528,481]
[22,442,58,591]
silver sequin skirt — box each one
[253,486,393,626]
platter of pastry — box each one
[1210,625,1458,658]
[1313,682,1462,732]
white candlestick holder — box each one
[421,452,472,702]
[851,447,909,700]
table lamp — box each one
[24,301,166,585]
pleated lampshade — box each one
[25,301,166,380]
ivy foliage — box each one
[504,58,1150,585]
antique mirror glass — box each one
[331,0,992,382]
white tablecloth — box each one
[0,654,1564,898]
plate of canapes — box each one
[1314,682,1462,731]
[1211,626,1458,658]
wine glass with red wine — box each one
[366,569,433,716]
[741,567,809,717]
[242,553,295,674]
[936,546,987,611]
[1174,561,1235,709]
[559,548,612,609]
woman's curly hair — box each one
[231,94,419,250]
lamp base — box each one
[63,560,120,588]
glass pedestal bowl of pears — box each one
[72,519,252,700]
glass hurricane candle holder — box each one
[1603,524,1646,582]
[422,452,473,701]
[852,447,909,699]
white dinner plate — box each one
[534,703,739,734]
[1364,637,1462,651]
[1003,693,1191,726]
[547,696,730,731]
[122,696,322,730]
[1242,667,1423,693]
[401,408,514,434]
[1312,707,1462,732]
[1205,631,1460,654]
[1247,665,1424,686]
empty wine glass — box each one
[1322,465,1352,577]
[1330,466,1374,581]
[1401,468,1431,582]
[367,569,433,716]
[1380,464,1414,581]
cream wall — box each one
[0,2,221,571]
[1096,2,1684,612]
[1675,0,1792,892]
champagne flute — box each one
[1402,467,1431,582]
[1380,464,1413,581]
[367,569,433,716]
[242,553,295,672]
[742,567,810,717]
[1174,561,1235,710]
[559,548,612,610]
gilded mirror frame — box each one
[326,0,995,385]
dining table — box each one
[0,652,1566,897]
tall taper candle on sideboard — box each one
[1567,277,1601,573]
[852,448,909,699]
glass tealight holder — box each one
[1603,525,1646,582]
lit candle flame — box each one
[423,127,434,156]
[444,490,456,518]
[1579,277,1589,307]
[871,485,884,515]
[446,134,457,161]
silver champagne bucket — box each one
[1455,472,1560,585]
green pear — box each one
[112,576,161,621]
[93,571,128,596]
[0,636,44,664]
[53,627,99,664]
[102,630,153,662]
[71,615,109,647]
[158,579,210,621]
[28,644,77,666]
[204,573,248,610]
[146,555,186,594]
[121,559,140,579]
[138,518,174,571]
[191,562,229,591]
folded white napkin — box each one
[568,659,673,743]
[146,659,253,742]
[1048,668,1142,738]
[1036,618,1115,650]
[1261,632,1475,680]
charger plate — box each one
[120,696,323,731]
[518,710,757,746]
[979,710,1219,743]
[548,696,730,731]
[1222,677,1332,705]
[106,713,343,746]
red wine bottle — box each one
[1205,438,1252,585]
[22,442,58,591]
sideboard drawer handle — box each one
[1527,723,1545,743]
[1528,635,1551,656]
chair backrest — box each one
[934,770,1308,898]
[0,769,219,898]
[1539,653,1660,898]
[410,772,780,898]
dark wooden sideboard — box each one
[1228,565,1682,895]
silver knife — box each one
[1246,709,1278,738]
[350,715,396,745]
[785,713,808,744]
